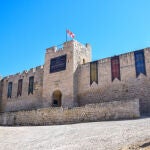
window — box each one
[134,50,146,77]
[7,82,13,98]
[111,56,120,81]
[17,79,23,97]
[28,76,34,95]
[90,61,98,85]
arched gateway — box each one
[52,90,62,107]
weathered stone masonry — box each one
[77,48,150,114]
[0,99,140,126]
[0,40,150,117]
[0,66,43,112]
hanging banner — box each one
[134,49,146,77]
[90,61,98,85]
[111,56,120,81]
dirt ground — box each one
[0,117,150,150]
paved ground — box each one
[0,117,150,150]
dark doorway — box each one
[52,90,62,107]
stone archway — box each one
[52,90,62,107]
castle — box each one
[0,40,150,116]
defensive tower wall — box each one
[0,66,43,112]
[0,78,3,112]
[43,40,91,108]
[77,47,150,114]
[0,40,150,115]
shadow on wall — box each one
[78,74,150,115]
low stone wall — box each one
[0,99,140,126]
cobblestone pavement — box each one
[0,117,149,150]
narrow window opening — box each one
[28,76,34,95]
[7,82,13,98]
[17,79,23,97]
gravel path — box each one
[0,117,150,150]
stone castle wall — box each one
[77,48,150,114]
[73,42,91,105]
[42,40,91,108]
[0,99,140,126]
[0,66,43,112]
[0,40,150,115]
[0,80,3,112]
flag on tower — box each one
[66,29,75,39]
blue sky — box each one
[1,0,150,77]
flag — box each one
[66,29,75,38]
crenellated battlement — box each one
[46,46,57,53]
[46,40,74,53]
[81,47,150,67]
[0,40,150,114]
[98,57,110,64]
[2,65,43,81]
[46,40,90,54]
[74,40,90,49]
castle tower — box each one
[42,40,91,107]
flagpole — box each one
[66,29,67,42]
